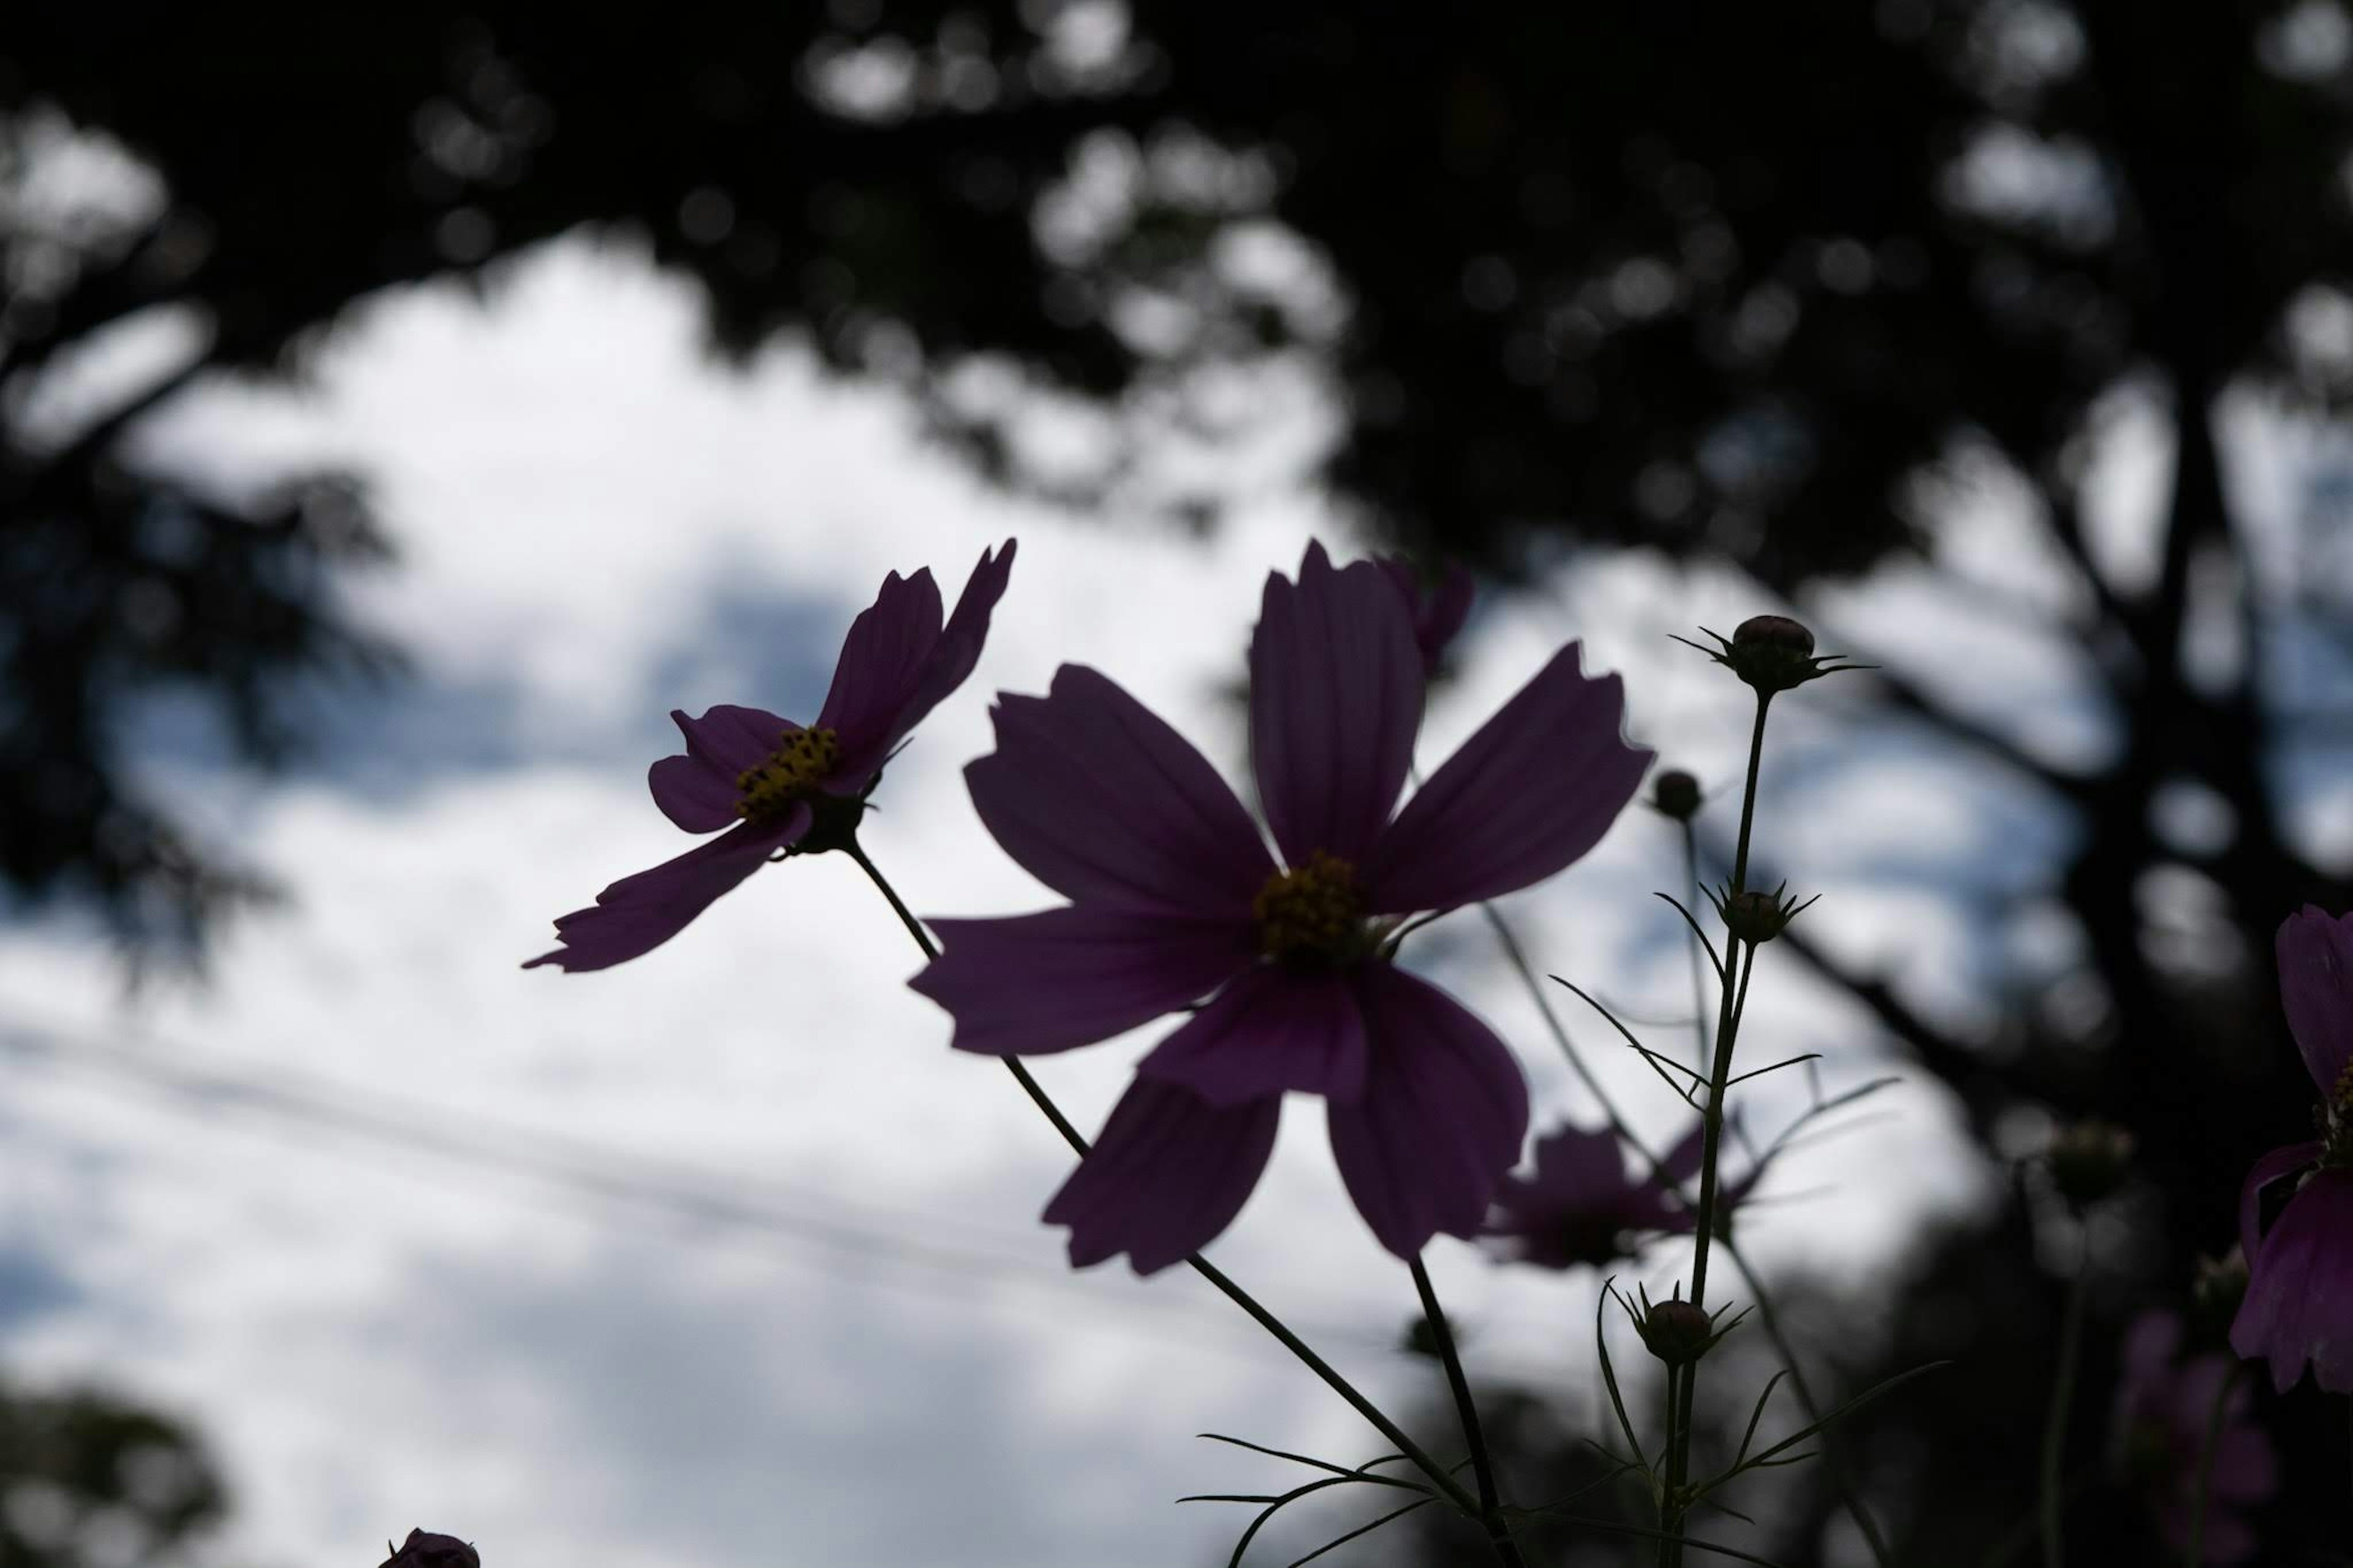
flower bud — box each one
[382,1531,479,1568]
[1678,615,1862,696]
[1651,769,1702,822]
[2047,1119,2134,1207]
[1637,1297,1719,1368]
[1722,888,1792,944]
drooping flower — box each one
[1485,1114,1770,1270]
[1376,555,1476,673]
[2113,1310,2277,1564]
[910,541,1651,1271]
[2229,905,2353,1392]
[525,541,1015,972]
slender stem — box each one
[843,839,1481,1518]
[2039,1225,2091,1568]
[1680,820,1712,1071]
[2183,1361,2245,1567]
[1411,1258,1529,1568]
[1661,690,1776,1567]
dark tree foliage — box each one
[6,0,2353,1558]
[0,1381,227,1568]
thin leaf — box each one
[1552,977,1702,1109]
[1197,1434,1383,1483]
[1222,1476,1353,1568]
[1728,1361,1949,1475]
[1732,1372,1787,1471]
[1180,1493,1285,1506]
[1594,1279,1652,1483]
[1286,1497,1437,1566]
[1724,1052,1824,1088]
[1653,891,1727,979]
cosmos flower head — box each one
[911,540,1651,1271]
[2113,1311,2276,1564]
[525,541,1015,972]
[2229,904,2353,1392]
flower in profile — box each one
[911,542,1651,1271]
[525,541,1015,972]
[1376,555,1475,673]
[2229,905,2353,1392]
[2112,1311,2276,1564]
[381,1531,480,1568]
[1485,1115,1770,1270]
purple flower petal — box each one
[1378,556,1476,673]
[2276,905,2353,1096]
[649,706,795,832]
[814,566,945,770]
[2231,1166,2353,1392]
[1249,541,1423,866]
[2121,1310,2183,1384]
[1364,640,1652,913]
[1044,1076,1281,1274]
[2205,1424,2279,1502]
[523,812,805,972]
[1327,963,1529,1259]
[831,540,1016,787]
[967,664,1274,917]
[2235,1138,2322,1262]
[1137,963,1369,1107]
[909,906,1256,1056]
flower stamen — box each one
[1253,852,1367,964]
[736,727,841,821]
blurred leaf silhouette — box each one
[0,1381,226,1568]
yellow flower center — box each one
[735,727,841,822]
[1252,852,1366,964]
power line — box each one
[0,1008,1450,1370]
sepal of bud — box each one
[1709,881,1816,944]
[382,1532,480,1568]
[1651,768,1703,822]
[2047,1119,2134,1208]
[1674,615,1872,696]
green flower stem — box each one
[1411,1257,1532,1568]
[2182,1360,2245,1568]
[2039,1225,2091,1568]
[843,839,1482,1520]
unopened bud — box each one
[1680,615,1860,696]
[1637,1297,1719,1368]
[1722,888,1792,943]
[1733,615,1815,656]
[382,1531,479,1568]
[2047,1120,2134,1207]
[1652,770,1702,822]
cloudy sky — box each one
[1,230,2282,1568]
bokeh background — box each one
[2,4,2351,1565]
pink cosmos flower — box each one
[909,541,1651,1271]
[2230,905,2353,1392]
[525,542,1015,972]
[1485,1115,1770,1270]
[1377,555,1476,673]
[2113,1311,2277,1564]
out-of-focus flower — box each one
[2048,1118,2136,1208]
[1650,768,1702,822]
[381,1530,480,1568]
[2230,906,2353,1392]
[1485,1115,1770,1270]
[2113,1311,2277,1564]
[525,542,1015,972]
[1376,554,1475,673]
[912,541,1651,1270]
